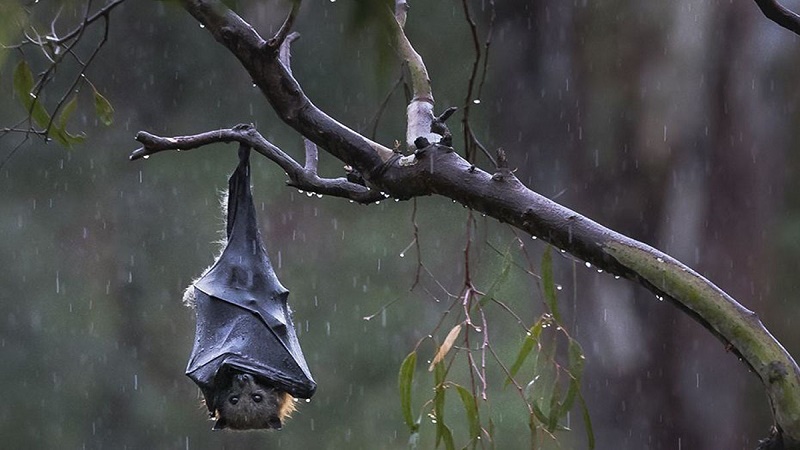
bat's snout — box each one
[233,372,254,387]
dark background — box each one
[2,1,800,448]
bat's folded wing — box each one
[185,147,316,408]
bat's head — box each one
[210,369,296,431]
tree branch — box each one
[130,125,384,204]
[266,0,301,49]
[180,0,394,181]
[389,2,441,152]
[754,0,800,36]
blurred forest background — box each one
[2,0,800,448]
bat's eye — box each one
[229,395,239,405]
[252,394,263,403]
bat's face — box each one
[211,370,295,431]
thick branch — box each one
[389,4,441,151]
[181,0,394,180]
[130,125,383,204]
[754,0,800,35]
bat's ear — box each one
[212,416,229,430]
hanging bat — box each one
[183,144,316,430]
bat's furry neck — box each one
[182,189,230,308]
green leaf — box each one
[525,343,557,427]
[57,95,78,131]
[51,96,86,147]
[530,399,549,425]
[13,60,51,130]
[504,320,543,387]
[399,351,418,432]
[546,377,562,431]
[433,382,446,447]
[479,246,513,307]
[578,390,595,449]
[13,60,34,103]
[436,422,455,450]
[541,247,561,322]
[558,339,586,416]
[93,87,114,126]
[13,60,85,147]
[454,385,480,442]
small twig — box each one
[303,139,318,172]
[0,135,32,172]
[278,32,300,75]
[409,198,423,289]
[368,72,404,141]
[268,0,301,48]
[461,0,481,163]
[486,340,533,414]
[395,0,409,28]
[45,14,110,139]
[130,125,384,204]
[56,0,127,44]
[475,0,495,101]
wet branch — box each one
[130,125,384,204]
[754,0,800,35]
